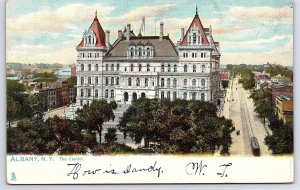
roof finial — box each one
[95,10,97,18]
[196,5,198,15]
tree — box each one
[105,128,117,144]
[7,97,21,127]
[250,89,267,102]
[265,120,293,154]
[7,118,57,154]
[76,100,116,144]
[221,80,229,89]
[25,93,45,113]
[254,98,273,126]
[118,98,235,154]
[67,76,77,87]
[6,80,25,96]
[118,98,160,147]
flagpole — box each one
[155,17,156,36]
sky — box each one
[6,0,293,66]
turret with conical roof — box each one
[78,11,106,47]
[180,7,210,46]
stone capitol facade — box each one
[76,8,221,106]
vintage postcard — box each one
[6,0,293,184]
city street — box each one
[221,78,272,156]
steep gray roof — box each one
[104,36,178,62]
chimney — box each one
[105,30,110,48]
[126,24,131,41]
[181,28,185,41]
[118,30,122,40]
[209,25,212,37]
[159,22,164,41]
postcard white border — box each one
[1,0,300,189]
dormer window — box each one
[83,29,96,47]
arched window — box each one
[136,78,140,86]
[145,78,149,87]
[167,78,171,87]
[131,64,134,71]
[117,64,120,71]
[81,77,84,85]
[105,77,109,86]
[81,64,84,71]
[111,90,114,98]
[111,77,114,86]
[111,64,114,71]
[138,48,142,56]
[183,92,187,100]
[88,64,91,71]
[95,64,98,71]
[161,64,165,72]
[88,77,91,84]
[139,64,142,72]
[193,65,196,72]
[167,91,170,100]
[105,90,108,98]
[192,92,197,100]
[201,79,205,89]
[184,65,187,72]
[173,92,177,100]
[128,78,132,86]
[95,77,98,85]
[124,92,129,101]
[147,64,150,72]
[95,89,98,97]
[81,89,84,97]
[116,77,119,85]
[105,64,108,71]
[87,89,91,97]
[174,65,177,72]
[161,91,164,99]
[161,78,164,87]
[192,79,196,87]
[173,78,177,87]
[80,100,83,106]
[184,79,187,86]
[168,64,171,72]
[201,93,205,101]
[202,64,205,73]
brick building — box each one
[267,84,293,106]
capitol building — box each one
[76,8,221,106]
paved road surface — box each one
[221,78,272,156]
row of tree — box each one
[118,98,235,155]
[250,89,293,154]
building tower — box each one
[177,7,221,102]
[76,11,110,106]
